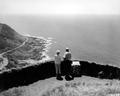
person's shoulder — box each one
[58,55,61,58]
[69,52,71,54]
[55,55,61,57]
[54,55,58,57]
[63,52,67,56]
[65,52,69,54]
[68,52,71,54]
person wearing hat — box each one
[63,48,73,80]
[54,50,63,80]
[63,48,72,61]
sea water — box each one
[1,14,120,67]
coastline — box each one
[1,34,119,72]
[22,35,52,64]
[0,35,52,72]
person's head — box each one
[56,50,60,55]
[66,48,70,52]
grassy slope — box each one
[1,76,120,96]
[3,36,49,70]
[0,23,49,70]
[0,23,26,53]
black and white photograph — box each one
[0,0,120,96]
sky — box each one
[0,0,120,15]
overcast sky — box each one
[0,0,120,15]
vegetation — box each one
[0,88,24,96]
[0,23,26,53]
[0,23,50,71]
[3,36,48,70]
[1,77,120,96]
[42,80,120,96]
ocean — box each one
[1,14,120,66]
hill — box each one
[0,23,26,53]
[1,76,120,96]
[0,23,50,71]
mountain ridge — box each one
[0,23,26,53]
[0,23,49,71]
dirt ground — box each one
[1,76,120,96]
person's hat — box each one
[66,47,69,50]
[66,47,70,51]
[56,50,60,54]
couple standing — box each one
[54,48,73,80]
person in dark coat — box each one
[63,48,73,80]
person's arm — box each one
[63,53,65,58]
[70,53,72,60]
[63,52,66,60]
[60,55,63,61]
[54,55,57,63]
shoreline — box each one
[0,35,52,72]
[0,34,120,71]
[24,35,53,63]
